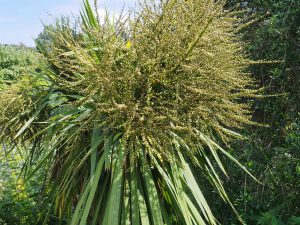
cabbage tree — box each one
[0,0,258,224]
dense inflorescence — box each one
[38,0,256,162]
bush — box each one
[0,148,44,224]
[0,45,47,225]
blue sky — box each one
[0,0,136,47]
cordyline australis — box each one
[0,0,260,224]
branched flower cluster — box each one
[40,0,256,161]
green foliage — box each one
[229,0,300,143]
[0,148,42,224]
[258,205,300,225]
[209,1,300,224]
[214,115,300,225]
[0,45,36,90]
[0,45,50,225]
